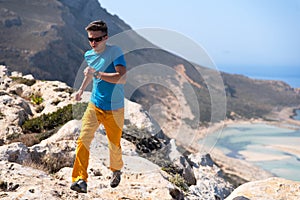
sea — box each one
[218,66,300,89]
[201,110,300,182]
[249,75,300,89]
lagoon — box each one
[293,109,300,120]
[201,123,300,181]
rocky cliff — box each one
[1,67,300,199]
[0,68,236,199]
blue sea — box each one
[201,110,300,181]
[249,75,300,88]
[218,66,300,88]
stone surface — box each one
[225,177,300,200]
[188,153,234,199]
[2,70,297,199]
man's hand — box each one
[75,89,84,101]
[84,67,95,77]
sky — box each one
[99,0,300,87]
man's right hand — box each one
[75,89,83,101]
[84,66,95,77]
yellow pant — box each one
[72,103,124,182]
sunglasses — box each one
[88,34,107,42]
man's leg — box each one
[102,108,124,188]
[72,103,100,183]
[102,108,124,172]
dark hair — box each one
[85,20,108,33]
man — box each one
[70,20,126,193]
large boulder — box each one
[0,93,33,141]
[0,142,30,164]
[225,177,300,200]
[188,153,234,199]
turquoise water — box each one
[293,109,300,120]
[201,123,300,181]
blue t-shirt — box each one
[84,45,126,110]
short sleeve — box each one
[111,46,126,67]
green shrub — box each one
[30,93,44,105]
[169,174,189,192]
[161,164,182,175]
[22,102,88,134]
[10,77,36,86]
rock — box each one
[0,65,7,83]
[225,177,300,200]
[0,142,31,164]
[199,153,214,167]
[0,72,238,199]
[8,83,28,96]
[188,153,234,199]
[22,80,74,115]
[124,99,161,136]
[0,121,174,199]
[232,196,250,200]
[168,184,185,200]
[10,71,22,77]
[0,8,22,28]
[0,94,32,141]
[168,139,196,186]
[22,74,35,80]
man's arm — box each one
[94,65,126,84]
[75,67,93,101]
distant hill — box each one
[1,0,300,136]
[0,0,133,85]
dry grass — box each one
[9,133,40,147]
[23,153,73,174]
[23,159,48,172]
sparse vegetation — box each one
[0,112,5,120]
[30,92,44,105]
[161,164,183,175]
[123,125,190,192]
[10,77,36,86]
[9,133,40,146]
[11,102,88,146]
[161,163,190,193]
[41,153,74,174]
[169,174,189,192]
[23,153,73,174]
[22,102,88,134]
[53,87,74,94]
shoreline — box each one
[193,106,300,183]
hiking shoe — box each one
[110,170,122,188]
[70,179,87,193]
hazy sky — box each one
[99,0,300,85]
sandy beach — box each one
[268,144,300,157]
[238,150,291,162]
[192,106,300,182]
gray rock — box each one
[188,153,234,199]
[200,153,214,167]
[168,139,196,186]
[0,142,31,164]
[232,196,250,200]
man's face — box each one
[87,31,107,50]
